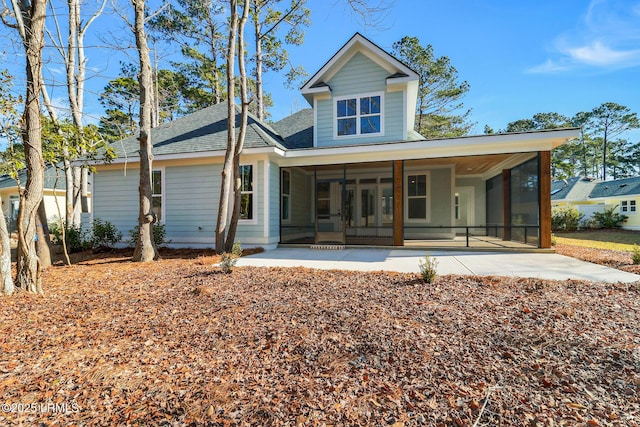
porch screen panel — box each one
[485,175,503,237]
[510,157,539,245]
[344,162,393,245]
[279,167,314,244]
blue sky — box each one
[1,0,639,138]
[266,0,640,135]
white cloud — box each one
[530,0,640,73]
[566,41,640,67]
[526,59,571,74]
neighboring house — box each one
[553,176,640,230]
[89,33,578,249]
[0,166,67,231]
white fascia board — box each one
[301,33,418,93]
[84,147,284,167]
[386,75,419,86]
[278,129,579,168]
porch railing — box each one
[281,224,541,248]
[403,225,540,247]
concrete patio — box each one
[236,248,640,283]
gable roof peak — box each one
[300,32,418,102]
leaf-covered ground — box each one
[1,248,639,426]
[556,243,640,274]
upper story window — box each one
[335,93,383,138]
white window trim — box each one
[404,171,431,223]
[152,167,165,224]
[239,162,258,225]
[281,169,292,223]
[621,199,637,214]
[333,91,384,139]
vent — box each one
[310,244,345,250]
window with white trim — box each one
[152,170,163,222]
[281,169,291,221]
[240,165,253,220]
[621,200,636,213]
[336,93,382,137]
[407,174,428,220]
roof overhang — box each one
[277,128,580,168]
[89,128,579,173]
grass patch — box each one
[555,229,640,251]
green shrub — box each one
[128,223,168,248]
[592,205,627,229]
[551,206,583,231]
[550,233,557,246]
[219,242,243,274]
[632,245,640,265]
[579,217,599,230]
[49,221,91,253]
[418,253,438,284]
[91,218,122,248]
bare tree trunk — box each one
[132,0,159,262]
[0,206,14,295]
[16,0,47,294]
[72,166,82,225]
[208,19,222,104]
[36,201,51,268]
[214,0,239,254]
[252,3,264,120]
[225,0,250,251]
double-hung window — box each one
[240,165,254,220]
[152,170,163,222]
[406,173,428,221]
[621,200,636,213]
[336,93,382,137]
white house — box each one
[89,33,578,250]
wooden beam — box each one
[393,160,403,246]
[502,169,511,241]
[539,151,552,248]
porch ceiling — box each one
[294,153,534,177]
[406,154,529,176]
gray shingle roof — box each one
[551,177,599,201]
[0,165,66,190]
[110,102,288,158]
[551,177,580,200]
[589,176,640,198]
[272,109,314,149]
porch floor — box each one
[403,235,538,250]
[281,235,546,252]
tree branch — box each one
[259,0,304,40]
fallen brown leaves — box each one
[1,250,639,426]
[556,243,640,274]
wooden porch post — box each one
[502,169,511,241]
[539,151,552,248]
[393,160,403,246]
